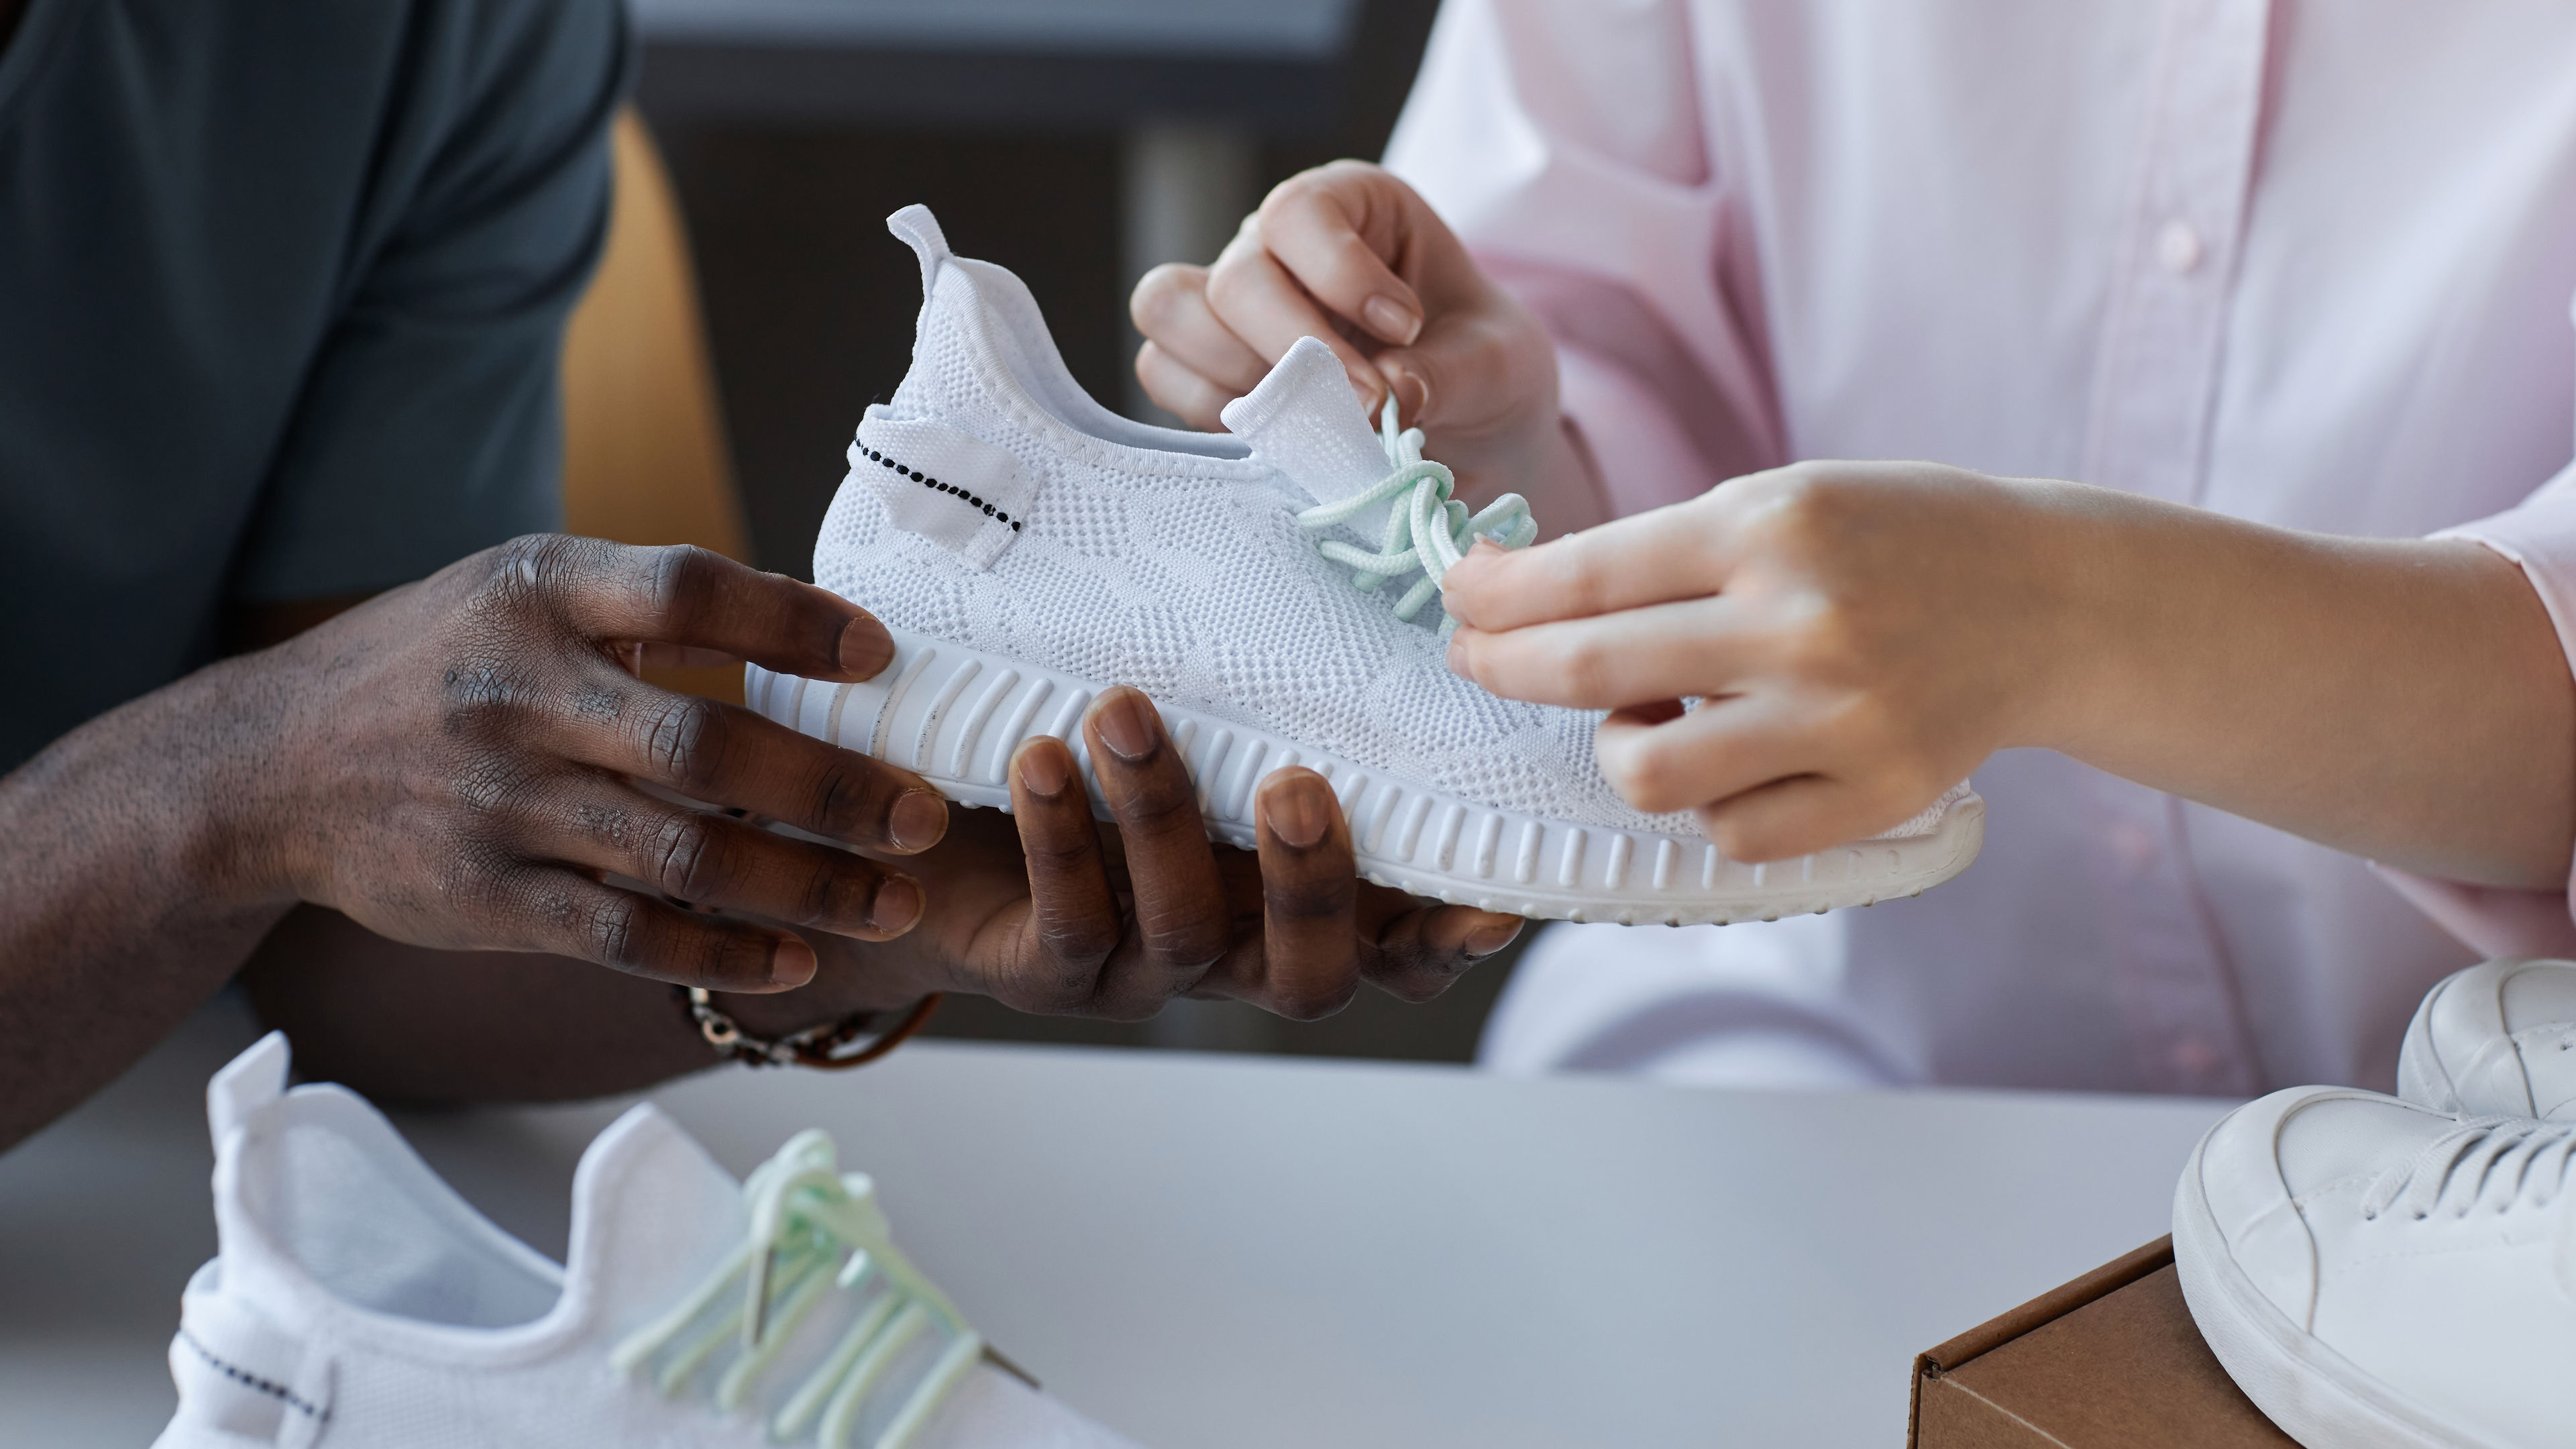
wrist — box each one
[1993,478,2141,757]
[16,653,305,914]
[173,651,319,909]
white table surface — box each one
[0,997,2232,1448]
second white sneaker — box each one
[2173,1083,2576,1448]
[748,206,1984,926]
[156,1034,1139,1449]
[2398,957,2576,1120]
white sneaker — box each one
[746,205,1984,926]
[155,1034,1138,1449]
[2171,1085,2576,1448]
[2398,958,2576,1120]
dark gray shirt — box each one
[0,0,627,771]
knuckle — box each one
[1552,633,1617,702]
[640,543,719,623]
[1778,593,1856,670]
[1026,935,1116,1010]
[438,661,542,742]
[1129,265,1196,329]
[1119,787,1205,842]
[474,535,585,623]
[1600,737,1688,814]
[806,757,882,839]
[1705,810,1794,865]
[643,695,728,791]
[570,796,639,854]
[1139,915,1226,975]
[1256,171,1317,225]
[1767,466,1862,544]
[648,812,722,900]
[1827,689,1900,751]
[584,890,649,969]
[491,533,570,590]
[1028,894,1122,981]
[1201,256,1257,314]
[1266,873,1352,925]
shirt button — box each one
[2156,219,2204,274]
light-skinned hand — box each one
[1130,159,1599,525]
[1442,460,2576,891]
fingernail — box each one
[1093,689,1162,763]
[1017,741,1071,798]
[1346,366,1388,415]
[870,875,923,934]
[1446,635,1469,676]
[1462,918,1521,957]
[1383,366,1431,425]
[888,789,948,852]
[769,934,818,987]
[1363,294,1422,345]
[837,614,896,678]
[1267,780,1330,849]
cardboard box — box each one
[1908,1236,2297,1448]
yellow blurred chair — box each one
[560,109,753,704]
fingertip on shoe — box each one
[887,788,949,853]
[1263,773,1332,850]
[1091,687,1164,763]
[1014,738,1073,798]
[836,613,898,678]
[1463,916,1523,958]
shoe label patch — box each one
[851,416,1033,570]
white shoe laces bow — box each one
[612,1130,981,1449]
[2359,1114,2576,1222]
[1293,396,1538,635]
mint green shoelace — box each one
[610,1131,981,1449]
[1295,396,1538,633]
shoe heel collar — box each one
[209,1031,292,1148]
[887,204,952,300]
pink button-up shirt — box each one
[1385,0,2576,1095]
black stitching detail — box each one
[864,443,1020,530]
[180,1330,329,1421]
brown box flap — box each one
[1909,1236,2296,1448]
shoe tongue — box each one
[564,1105,747,1338]
[1222,337,1389,508]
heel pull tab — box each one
[209,1032,292,1145]
[885,205,953,300]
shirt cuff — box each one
[2392,474,2576,956]
[2370,865,2576,959]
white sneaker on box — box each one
[154,1033,1137,1449]
[2398,957,2576,1120]
[746,205,1984,926]
[2171,1085,2576,1449]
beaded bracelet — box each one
[675,987,945,1070]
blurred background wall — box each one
[628,0,1535,1062]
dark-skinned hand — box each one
[235,533,1517,1030]
[777,686,1527,1028]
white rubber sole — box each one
[748,629,1984,926]
[2171,1130,2494,1449]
